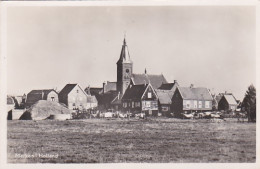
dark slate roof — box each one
[26,89,57,104]
[111,93,123,105]
[155,89,174,104]
[158,82,179,91]
[122,84,148,100]
[58,84,77,98]
[131,73,167,89]
[223,95,238,105]
[178,87,213,101]
[95,91,118,105]
[104,81,117,93]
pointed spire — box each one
[117,34,132,64]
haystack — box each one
[19,100,72,120]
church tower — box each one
[117,37,133,95]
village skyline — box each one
[6,6,255,100]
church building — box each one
[91,37,169,112]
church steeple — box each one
[117,36,132,64]
[117,36,133,95]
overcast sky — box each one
[7,6,255,100]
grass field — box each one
[7,118,256,163]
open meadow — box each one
[7,118,256,163]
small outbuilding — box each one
[218,94,238,111]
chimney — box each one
[145,68,147,74]
[225,91,227,94]
[103,81,106,94]
[174,80,177,83]
[190,84,194,88]
[87,85,91,95]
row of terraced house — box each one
[18,38,239,117]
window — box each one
[51,97,55,101]
[186,100,190,108]
[126,69,129,73]
[205,101,209,108]
[136,102,140,107]
[194,100,197,108]
[198,101,202,108]
[76,90,79,93]
[146,101,151,108]
[148,92,152,98]
[128,102,131,107]
[162,107,169,111]
[72,103,76,106]
[132,101,135,108]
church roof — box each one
[131,73,168,89]
[104,81,117,93]
[117,38,132,64]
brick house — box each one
[171,85,213,117]
[121,83,159,116]
[25,89,59,108]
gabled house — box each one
[171,85,213,117]
[58,84,88,111]
[25,89,58,108]
[155,89,174,115]
[121,83,159,116]
[218,94,238,111]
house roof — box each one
[178,87,213,101]
[155,89,174,104]
[104,81,117,93]
[26,89,57,105]
[58,84,77,98]
[95,91,118,105]
[223,94,238,105]
[158,82,179,91]
[111,93,123,105]
[131,73,167,89]
[122,84,148,100]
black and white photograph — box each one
[0,0,258,168]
